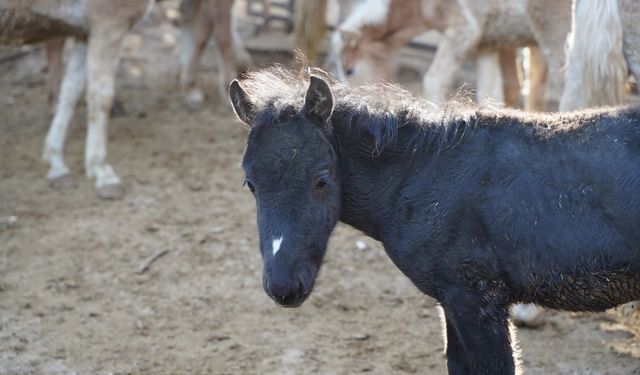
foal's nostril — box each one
[265,277,306,307]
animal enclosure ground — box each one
[1,4,639,374]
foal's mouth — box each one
[275,298,306,308]
[263,274,313,308]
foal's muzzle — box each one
[264,275,311,308]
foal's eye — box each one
[243,180,255,194]
[345,67,354,77]
[314,177,328,190]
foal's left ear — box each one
[303,75,334,127]
[229,80,256,125]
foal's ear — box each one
[229,80,256,125]
[303,75,334,126]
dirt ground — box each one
[1,4,639,375]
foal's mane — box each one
[239,66,479,157]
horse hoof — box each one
[96,183,124,200]
[110,99,127,118]
[49,174,75,190]
[184,89,204,110]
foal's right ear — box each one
[229,80,256,125]
[303,75,334,127]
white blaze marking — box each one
[272,237,283,256]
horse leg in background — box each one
[422,17,481,104]
[499,47,520,108]
[476,51,504,106]
[525,46,547,112]
[179,0,212,108]
[442,288,518,374]
[209,0,243,98]
[84,24,128,199]
[42,41,87,189]
[44,37,65,114]
[230,6,253,70]
[527,0,571,111]
[293,0,327,66]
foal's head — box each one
[230,75,341,307]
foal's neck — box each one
[330,106,476,240]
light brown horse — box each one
[178,0,252,108]
[0,0,155,199]
[332,0,571,111]
[43,37,65,111]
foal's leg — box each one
[84,27,127,199]
[443,316,470,375]
[43,41,87,188]
[442,290,516,375]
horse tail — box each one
[559,0,627,111]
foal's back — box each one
[473,106,640,310]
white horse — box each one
[559,0,640,111]
[0,0,155,199]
